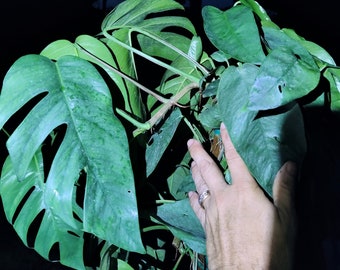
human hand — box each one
[187,123,297,270]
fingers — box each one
[188,191,205,226]
[273,161,297,221]
[220,123,255,187]
[187,139,226,192]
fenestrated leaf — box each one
[137,15,196,61]
[146,108,183,176]
[217,64,306,196]
[102,0,184,29]
[249,48,320,110]
[138,32,193,62]
[0,54,144,253]
[101,0,197,78]
[40,35,144,119]
[156,199,206,254]
[203,5,265,63]
[0,150,85,269]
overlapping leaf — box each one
[217,64,306,196]
[99,0,198,121]
[101,0,196,70]
[0,55,144,257]
[203,5,265,63]
[156,199,206,254]
[247,27,321,110]
[157,37,204,101]
[41,34,144,118]
[249,48,320,110]
[0,150,85,269]
[146,108,182,176]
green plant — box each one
[1,0,339,269]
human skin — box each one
[187,123,297,270]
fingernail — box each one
[220,122,226,130]
[187,139,194,148]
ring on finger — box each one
[198,190,210,209]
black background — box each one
[1,0,340,269]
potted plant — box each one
[0,0,339,268]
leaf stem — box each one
[1,128,10,138]
[183,118,205,143]
[172,249,186,270]
[133,82,199,136]
[75,43,169,104]
[155,199,176,204]
[142,225,169,233]
[116,109,151,130]
[101,30,200,83]
[133,27,209,76]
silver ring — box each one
[198,190,210,209]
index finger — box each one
[187,139,227,192]
[220,123,257,188]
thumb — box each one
[273,161,297,221]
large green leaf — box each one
[0,150,85,269]
[249,48,320,110]
[101,0,198,82]
[280,28,336,67]
[203,5,265,63]
[217,64,306,196]
[41,35,144,119]
[137,15,196,61]
[102,0,185,31]
[0,55,144,253]
[263,26,318,68]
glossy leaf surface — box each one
[41,34,144,118]
[0,55,144,255]
[218,64,306,196]
[0,150,85,269]
[249,48,320,110]
[203,5,265,63]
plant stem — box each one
[133,82,199,136]
[1,128,10,138]
[102,30,200,83]
[75,43,169,104]
[134,28,209,76]
[115,109,151,130]
[173,250,186,270]
[142,225,169,233]
[155,199,176,204]
[183,118,205,143]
